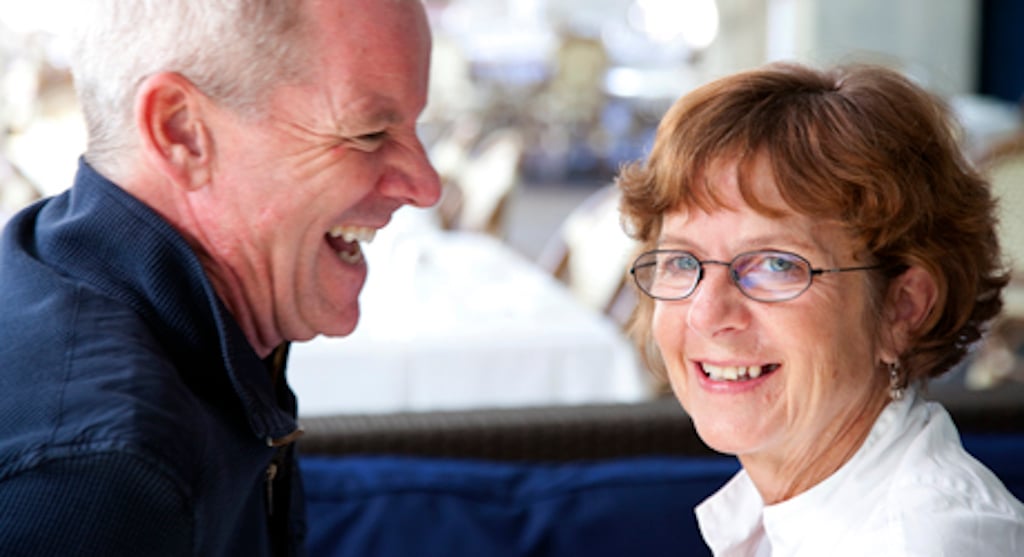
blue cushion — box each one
[301,455,739,557]
[301,435,1024,557]
[962,434,1024,501]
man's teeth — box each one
[328,226,377,244]
[702,363,770,381]
[328,226,376,264]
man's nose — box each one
[380,139,442,208]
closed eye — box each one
[350,131,387,150]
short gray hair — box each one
[70,0,308,175]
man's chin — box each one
[320,307,361,338]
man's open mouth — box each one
[327,225,377,264]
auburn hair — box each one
[617,62,1008,385]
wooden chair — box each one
[538,184,637,325]
[448,128,524,237]
[427,120,481,230]
[968,132,1024,388]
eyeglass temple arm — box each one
[811,263,883,276]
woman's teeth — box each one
[702,363,776,381]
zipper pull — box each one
[265,461,279,516]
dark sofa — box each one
[297,386,1024,557]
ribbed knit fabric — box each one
[0,452,192,557]
[0,159,306,556]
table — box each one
[288,208,652,416]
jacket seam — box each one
[50,283,83,448]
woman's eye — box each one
[666,254,699,273]
[766,256,796,273]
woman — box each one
[617,62,1024,555]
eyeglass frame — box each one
[629,248,883,303]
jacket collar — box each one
[52,159,300,444]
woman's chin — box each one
[692,420,763,457]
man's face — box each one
[191,0,440,355]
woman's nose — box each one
[685,264,751,338]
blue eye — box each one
[667,253,699,272]
[733,251,808,282]
[740,252,810,284]
[766,255,797,273]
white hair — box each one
[70,0,308,176]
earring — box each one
[888,360,905,401]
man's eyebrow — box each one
[326,95,401,134]
[351,97,402,127]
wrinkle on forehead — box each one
[278,0,431,134]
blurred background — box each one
[2,0,1023,415]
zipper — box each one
[264,446,292,556]
[265,459,279,516]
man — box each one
[0,0,439,555]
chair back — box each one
[978,132,1024,315]
[969,132,1024,388]
[538,184,637,324]
[450,128,524,237]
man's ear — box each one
[879,265,939,363]
[134,72,213,190]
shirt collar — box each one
[695,389,920,555]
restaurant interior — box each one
[2,1,1023,555]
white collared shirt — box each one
[695,388,1024,556]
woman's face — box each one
[651,157,891,495]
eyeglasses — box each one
[630,249,881,303]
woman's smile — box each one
[698,362,781,382]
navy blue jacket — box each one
[0,160,306,556]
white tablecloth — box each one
[288,208,651,416]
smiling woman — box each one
[616,61,1024,555]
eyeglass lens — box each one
[632,250,813,301]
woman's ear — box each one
[878,265,939,363]
[134,72,213,190]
